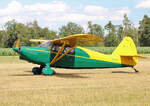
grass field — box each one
[0,56,150,106]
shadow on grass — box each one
[55,73,89,79]
[112,71,137,74]
[10,71,90,78]
[24,70,32,73]
[10,73,89,78]
[10,74,34,76]
[9,70,34,76]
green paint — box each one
[74,56,130,68]
[42,64,56,75]
[13,46,131,73]
[75,47,89,58]
[51,47,130,68]
[51,47,89,68]
[19,46,50,65]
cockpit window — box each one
[64,47,74,53]
[52,45,60,51]
[39,40,52,49]
[51,45,75,54]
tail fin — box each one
[112,37,137,56]
[112,37,139,66]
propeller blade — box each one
[16,35,21,48]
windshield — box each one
[39,40,52,49]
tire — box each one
[32,67,42,75]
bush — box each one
[0,48,17,56]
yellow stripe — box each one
[26,48,49,52]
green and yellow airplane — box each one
[13,34,144,75]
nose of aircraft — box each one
[13,47,18,52]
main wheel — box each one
[32,67,42,75]
[40,65,45,70]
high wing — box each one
[51,34,102,46]
[29,39,49,45]
[30,34,102,47]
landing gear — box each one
[132,67,139,73]
[42,64,56,75]
[32,65,45,75]
[32,67,42,75]
[32,64,56,75]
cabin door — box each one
[50,45,75,68]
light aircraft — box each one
[13,34,145,75]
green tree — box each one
[0,19,58,47]
[0,30,4,47]
[105,21,115,33]
[15,23,33,46]
[87,22,104,38]
[104,21,118,47]
[0,31,3,47]
[87,21,104,46]
[59,22,84,37]
[123,14,132,37]
[0,29,8,48]
[27,20,41,39]
[122,14,139,45]
[39,27,57,40]
[115,25,123,44]
[4,20,18,48]
[139,15,150,46]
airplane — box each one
[13,34,145,75]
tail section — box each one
[112,37,137,56]
[112,37,138,66]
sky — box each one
[0,0,150,30]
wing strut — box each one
[50,44,77,65]
[50,41,66,65]
[53,45,77,64]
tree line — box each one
[0,14,150,48]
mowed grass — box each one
[0,56,150,106]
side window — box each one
[52,45,60,52]
[39,40,51,49]
[51,45,74,54]
[64,47,74,54]
[51,45,63,52]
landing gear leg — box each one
[42,64,56,75]
[132,67,139,73]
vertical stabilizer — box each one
[112,37,137,56]
[112,37,138,66]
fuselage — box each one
[13,46,131,69]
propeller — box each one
[13,34,21,53]
[16,34,21,49]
